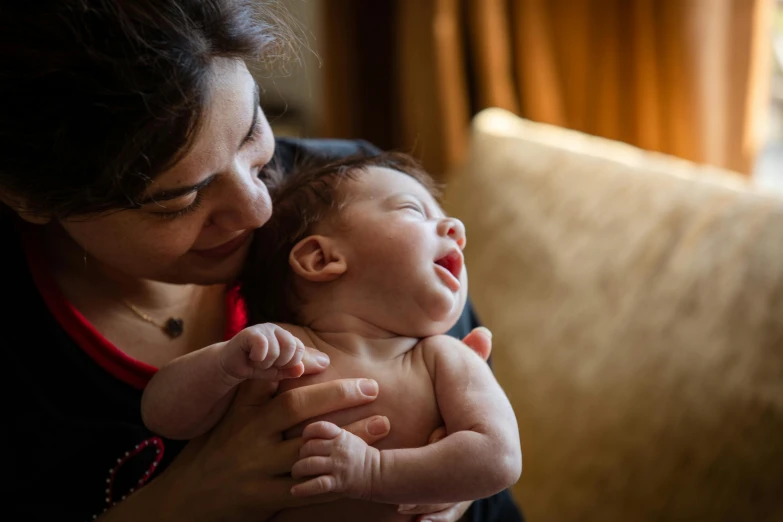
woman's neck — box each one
[44,222,203,311]
[41,223,228,366]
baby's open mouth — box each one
[435,250,463,282]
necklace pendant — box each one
[163,318,184,339]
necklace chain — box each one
[82,249,184,339]
[121,300,185,339]
[122,301,163,328]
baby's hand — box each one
[219,323,306,383]
[290,421,380,500]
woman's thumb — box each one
[461,326,492,361]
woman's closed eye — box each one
[242,107,262,146]
[143,172,218,220]
[151,190,206,220]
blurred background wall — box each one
[260,0,779,181]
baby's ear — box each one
[289,235,347,282]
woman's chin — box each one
[151,260,244,286]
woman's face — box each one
[58,59,275,285]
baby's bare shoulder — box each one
[420,334,468,352]
[419,335,475,374]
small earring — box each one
[83,249,87,269]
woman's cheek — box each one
[165,226,205,257]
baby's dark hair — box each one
[241,151,439,325]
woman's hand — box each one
[461,326,492,361]
[113,347,390,522]
[394,328,493,522]
[397,502,472,522]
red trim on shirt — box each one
[224,285,248,340]
[21,224,248,390]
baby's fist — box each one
[290,421,380,500]
[219,323,305,383]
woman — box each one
[2,2,523,521]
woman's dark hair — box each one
[0,0,292,218]
[241,151,440,325]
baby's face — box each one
[326,166,468,336]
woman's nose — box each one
[437,217,466,249]
[211,166,272,232]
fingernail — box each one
[368,416,389,436]
[315,353,330,367]
[359,379,379,397]
[476,326,492,338]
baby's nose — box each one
[440,217,467,249]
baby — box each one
[141,152,522,522]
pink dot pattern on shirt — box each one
[89,436,165,520]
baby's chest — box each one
[279,353,442,450]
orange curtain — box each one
[320,0,772,177]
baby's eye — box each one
[400,203,425,215]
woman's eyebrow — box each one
[137,175,217,206]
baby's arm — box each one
[141,323,306,439]
[290,335,521,504]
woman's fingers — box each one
[415,501,472,522]
[227,378,278,409]
[461,327,492,361]
[341,415,390,445]
[269,378,379,432]
[427,426,447,445]
[259,476,340,511]
[262,437,305,476]
[301,347,330,375]
[398,503,453,515]
[276,362,305,380]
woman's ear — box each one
[289,235,347,282]
[0,191,51,225]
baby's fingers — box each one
[235,327,269,363]
[281,338,306,369]
[290,475,337,497]
[274,328,304,368]
[276,362,305,380]
[239,324,279,369]
[291,456,333,479]
[300,438,334,458]
[302,421,342,441]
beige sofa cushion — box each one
[444,109,783,522]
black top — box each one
[6,137,522,522]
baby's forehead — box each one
[343,166,437,204]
